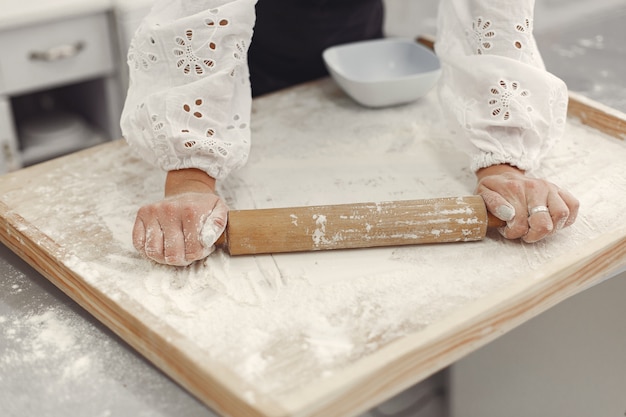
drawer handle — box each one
[29,41,85,62]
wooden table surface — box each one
[1,78,625,417]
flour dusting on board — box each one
[2,81,626,400]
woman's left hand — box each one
[476,164,579,243]
[132,168,227,266]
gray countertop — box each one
[1,2,624,416]
[0,244,213,417]
[537,4,626,113]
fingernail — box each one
[495,205,515,221]
[557,217,567,230]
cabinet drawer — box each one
[0,12,115,95]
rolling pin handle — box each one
[214,230,227,248]
[487,212,507,229]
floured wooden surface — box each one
[1,79,625,417]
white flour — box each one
[0,302,97,410]
[0,263,210,416]
[2,80,626,401]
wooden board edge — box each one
[567,91,626,140]
[279,228,626,417]
[416,34,626,141]
[0,202,289,417]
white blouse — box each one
[435,0,568,172]
[120,0,569,180]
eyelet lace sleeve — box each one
[435,0,569,172]
[120,0,257,180]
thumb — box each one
[480,188,515,222]
[200,200,228,250]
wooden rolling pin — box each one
[215,195,505,255]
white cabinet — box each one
[0,97,20,172]
[0,13,115,95]
[0,9,123,173]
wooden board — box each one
[1,78,625,417]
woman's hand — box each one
[132,169,228,266]
[476,164,579,243]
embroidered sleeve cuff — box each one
[470,151,535,173]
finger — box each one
[558,188,580,228]
[180,205,210,264]
[199,200,229,251]
[163,217,188,266]
[487,188,529,240]
[501,207,531,240]
[524,208,553,243]
[546,189,570,232]
[143,219,165,263]
[480,188,516,222]
[478,186,523,240]
[132,217,146,254]
[524,200,554,244]
[211,199,229,233]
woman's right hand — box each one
[476,164,579,243]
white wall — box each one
[383,0,439,39]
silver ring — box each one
[529,205,549,216]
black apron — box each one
[248,0,384,96]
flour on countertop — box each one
[0,262,210,416]
[0,304,95,406]
[2,80,626,400]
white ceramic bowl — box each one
[323,38,441,107]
